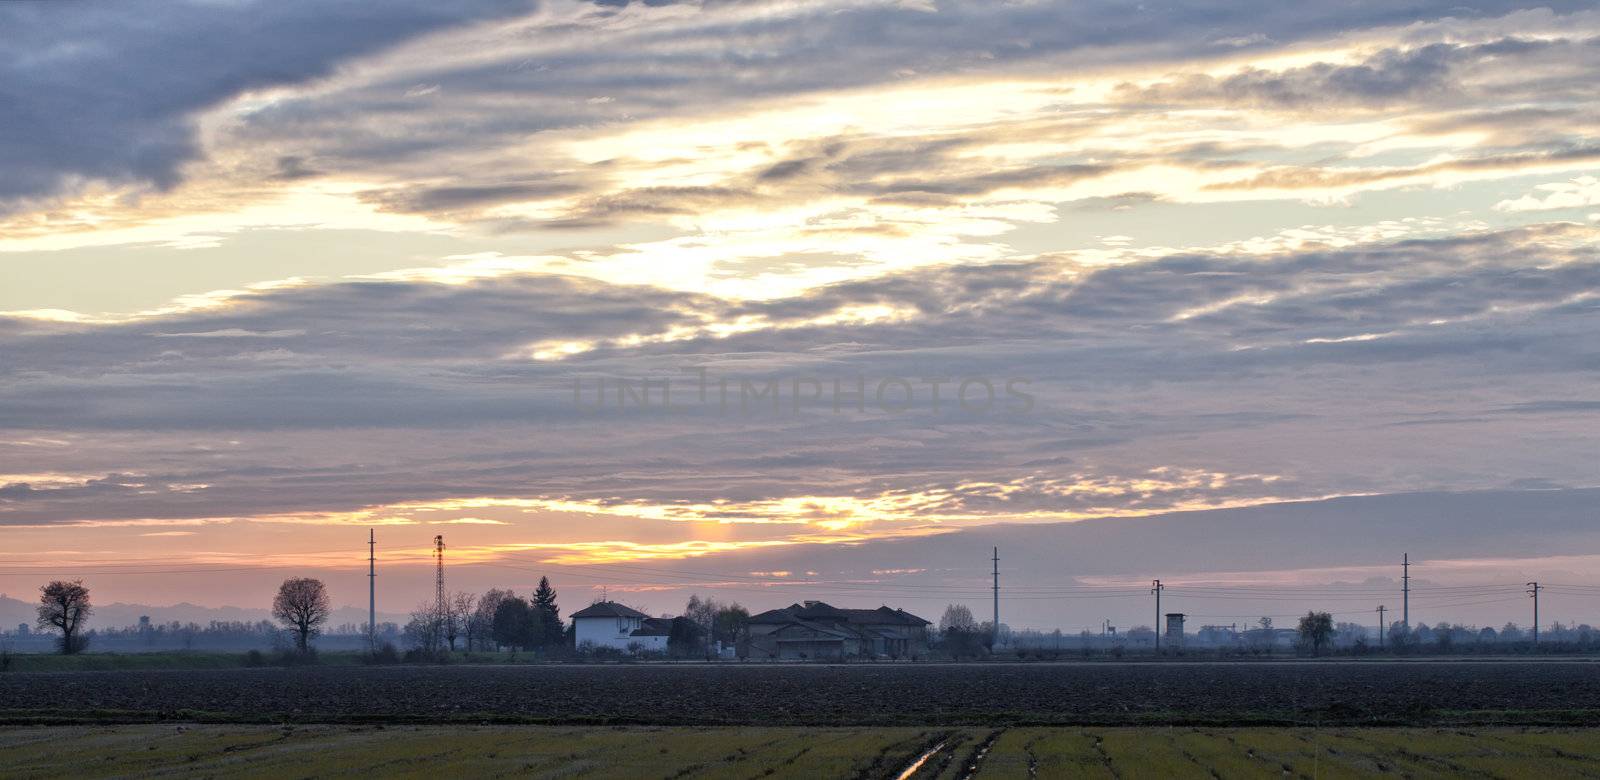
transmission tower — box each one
[1376,605,1386,649]
[368,529,376,653]
[433,535,446,622]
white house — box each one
[570,601,670,653]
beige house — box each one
[745,601,930,660]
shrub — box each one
[402,647,448,664]
[273,648,318,666]
[579,645,625,663]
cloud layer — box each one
[3,0,1599,615]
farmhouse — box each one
[570,601,671,653]
[745,601,931,660]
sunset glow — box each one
[4,0,1600,631]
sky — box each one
[3,0,1600,632]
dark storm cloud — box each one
[0,0,536,208]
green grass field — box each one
[4,725,1599,778]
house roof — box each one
[570,601,651,619]
[747,601,930,627]
[841,606,932,627]
[770,622,857,640]
[631,617,675,637]
[748,608,800,624]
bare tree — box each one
[272,578,330,653]
[405,601,445,655]
[936,604,985,659]
[939,604,977,633]
[37,580,92,655]
[446,591,475,651]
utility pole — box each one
[1376,605,1386,649]
[991,547,1000,648]
[1527,582,1542,644]
[368,529,376,653]
[1402,553,1410,630]
[1151,580,1164,653]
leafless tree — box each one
[272,577,330,653]
[37,580,92,655]
[447,591,475,651]
[405,601,444,655]
[939,604,977,633]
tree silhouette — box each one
[939,604,977,633]
[37,580,92,655]
[938,604,985,658]
[404,601,445,655]
[532,577,563,647]
[272,577,330,653]
[492,596,534,649]
[472,589,515,650]
[713,603,751,648]
[446,591,475,651]
[1298,611,1334,655]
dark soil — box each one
[3,660,1597,726]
